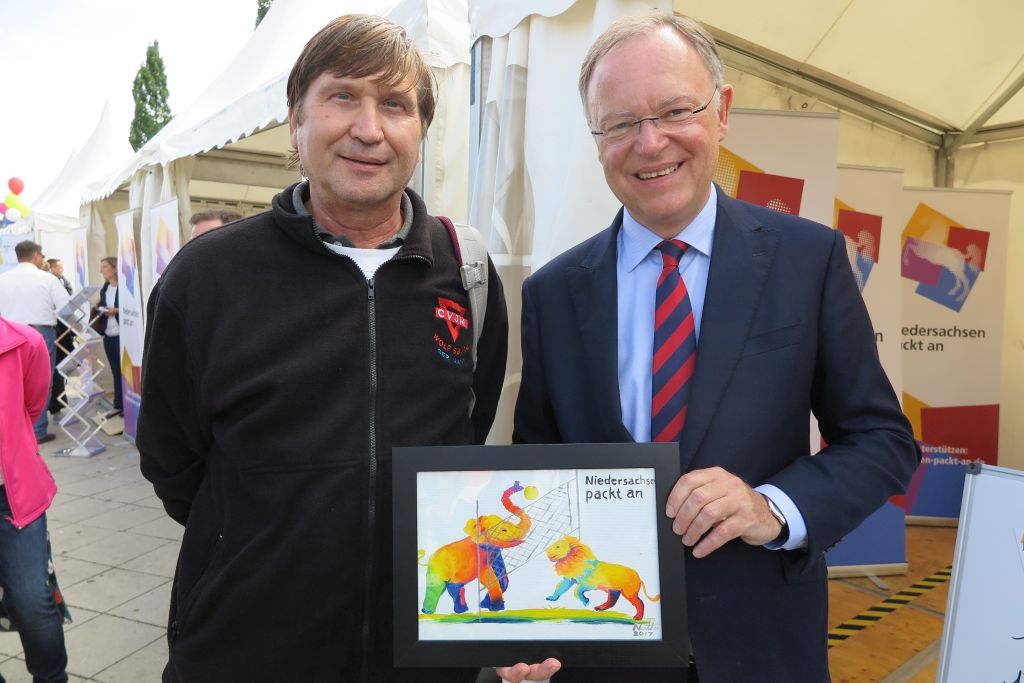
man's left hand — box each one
[495,658,561,682]
[665,466,780,558]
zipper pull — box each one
[368,278,375,301]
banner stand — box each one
[828,563,908,579]
[906,517,958,527]
[824,166,909,576]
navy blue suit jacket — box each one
[513,190,920,682]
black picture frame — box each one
[392,442,688,669]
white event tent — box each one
[19,100,134,286]
[81,0,472,302]
[467,0,1024,457]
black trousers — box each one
[49,322,73,413]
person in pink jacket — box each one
[0,315,67,683]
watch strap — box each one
[762,493,789,546]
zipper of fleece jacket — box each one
[358,255,428,681]
[360,275,378,683]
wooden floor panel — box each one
[827,581,891,626]
[908,661,939,683]
[839,528,958,614]
[828,606,944,682]
[827,524,957,682]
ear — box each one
[288,106,300,149]
[716,84,734,143]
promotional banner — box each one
[896,188,1010,520]
[0,232,33,275]
[72,228,89,290]
[148,198,181,286]
[712,109,840,455]
[826,165,908,573]
[115,210,144,441]
[714,109,840,228]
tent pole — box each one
[934,139,955,189]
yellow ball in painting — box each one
[524,486,538,500]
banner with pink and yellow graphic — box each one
[115,210,144,441]
[897,188,1010,520]
[72,228,88,290]
[148,198,181,287]
[826,166,908,573]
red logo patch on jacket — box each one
[435,297,469,342]
[433,297,471,367]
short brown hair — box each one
[287,14,435,131]
[579,12,724,124]
[15,240,42,262]
[189,209,243,226]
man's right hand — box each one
[665,466,780,557]
[495,658,561,682]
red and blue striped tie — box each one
[652,239,697,443]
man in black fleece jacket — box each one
[137,14,507,683]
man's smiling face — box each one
[288,70,422,215]
[587,27,732,237]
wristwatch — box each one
[762,494,789,546]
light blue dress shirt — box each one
[615,185,807,550]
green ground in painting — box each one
[420,607,647,625]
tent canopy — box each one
[32,100,133,228]
[471,0,1024,160]
[23,100,134,281]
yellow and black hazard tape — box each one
[827,565,952,648]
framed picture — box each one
[392,442,688,668]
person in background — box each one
[45,259,73,415]
[189,209,243,239]
[95,257,122,418]
[0,241,71,444]
[0,314,68,683]
[46,260,72,295]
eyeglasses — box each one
[590,87,718,145]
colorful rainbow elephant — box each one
[421,481,532,614]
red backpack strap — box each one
[438,215,463,263]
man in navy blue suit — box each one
[498,11,920,683]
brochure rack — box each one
[53,286,107,456]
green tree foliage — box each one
[255,0,273,28]
[129,41,172,151]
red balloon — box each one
[8,177,24,195]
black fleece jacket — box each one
[137,185,507,682]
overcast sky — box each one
[0,0,259,205]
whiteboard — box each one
[938,464,1024,682]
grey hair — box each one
[578,11,725,124]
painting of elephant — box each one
[421,481,532,614]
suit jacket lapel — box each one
[678,194,780,470]
[567,211,634,442]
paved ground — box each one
[0,428,175,682]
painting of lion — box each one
[545,534,660,620]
